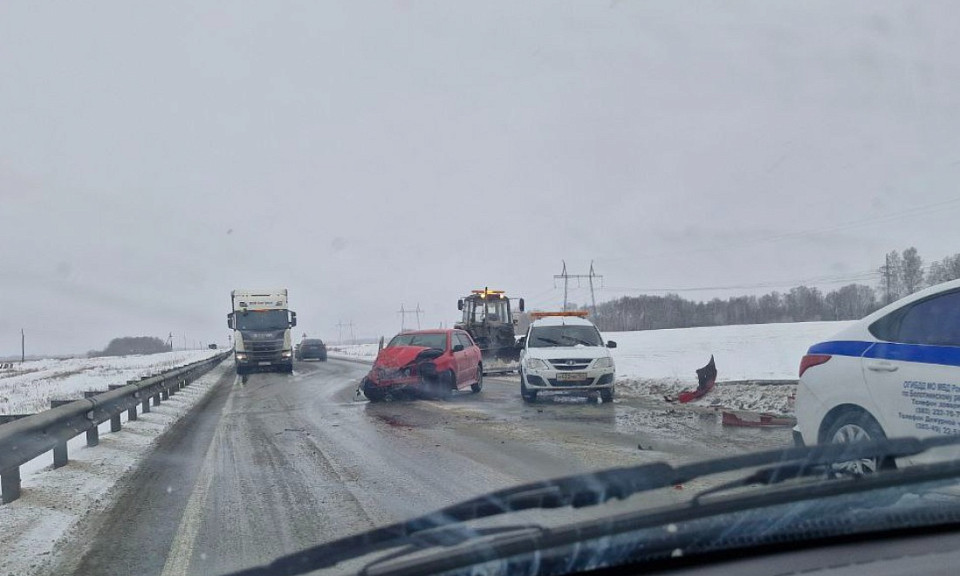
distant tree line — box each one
[88,336,172,358]
[590,248,960,332]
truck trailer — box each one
[227,289,297,375]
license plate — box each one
[259,361,271,366]
[557,372,587,381]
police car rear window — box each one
[870,290,960,347]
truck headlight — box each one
[282,351,292,358]
[236,353,247,360]
[593,357,614,370]
[524,358,550,371]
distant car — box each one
[361,329,483,402]
[296,338,327,361]
[518,313,617,403]
[795,279,960,471]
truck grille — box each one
[245,340,284,360]
[548,359,593,371]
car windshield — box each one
[388,333,448,350]
[234,310,289,331]
[528,325,604,348]
[6,2,960,576]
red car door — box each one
[457,332,480,386]
[452,332,473,387]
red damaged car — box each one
[361,329,483,402]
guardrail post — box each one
[1,466,21,504]
[107,385,124,432]
[50,400,73,467]
[83,392,100,446]
[126,380,141,420]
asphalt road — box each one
[69,359,792,576]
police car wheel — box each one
[824,410,895,475]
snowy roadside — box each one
[609,321,852,416]
[0,349,221,415]
[0,360,234,576]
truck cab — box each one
[228,289,297,375]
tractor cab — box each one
[455,289,525,362]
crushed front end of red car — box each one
[361,346,445,402]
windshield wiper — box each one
[533,337,564,347]
[560,335,597,346]
[225,435,960,576]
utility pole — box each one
[588,261,599,316]
[20,329,24,365]
[554,261,603,313]
[885,253,892,305]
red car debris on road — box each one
[361,329,483,402]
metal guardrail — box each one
[0,351,232,504]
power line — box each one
[596,197,960,266]
[602,269,880,294]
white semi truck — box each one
[227,289,297,375]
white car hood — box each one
[525,346,611,361]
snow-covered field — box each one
[328,321,853,416]
[0,350,221,415]
[327,343,380,360]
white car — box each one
[519,313,617,403]
[795,279,960,470]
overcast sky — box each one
[2,1,960,354]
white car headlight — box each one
[593,357,614,370]
[524,358,550,371]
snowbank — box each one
[0,349,221,415]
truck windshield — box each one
[528,325,604,348]
[235,310,289,331]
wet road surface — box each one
[70,359,792,575]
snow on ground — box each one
[327,343,380,361]
[328,321,854,416]
[0,359,233,576]
[0,349,220,415]
[609,321,854,415]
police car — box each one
[795,279,960,470]
[518,311,617,403]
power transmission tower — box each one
[397,305,424,331]
[337,320,357,346]
[553,261,604,313]
[335,320,354,345]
